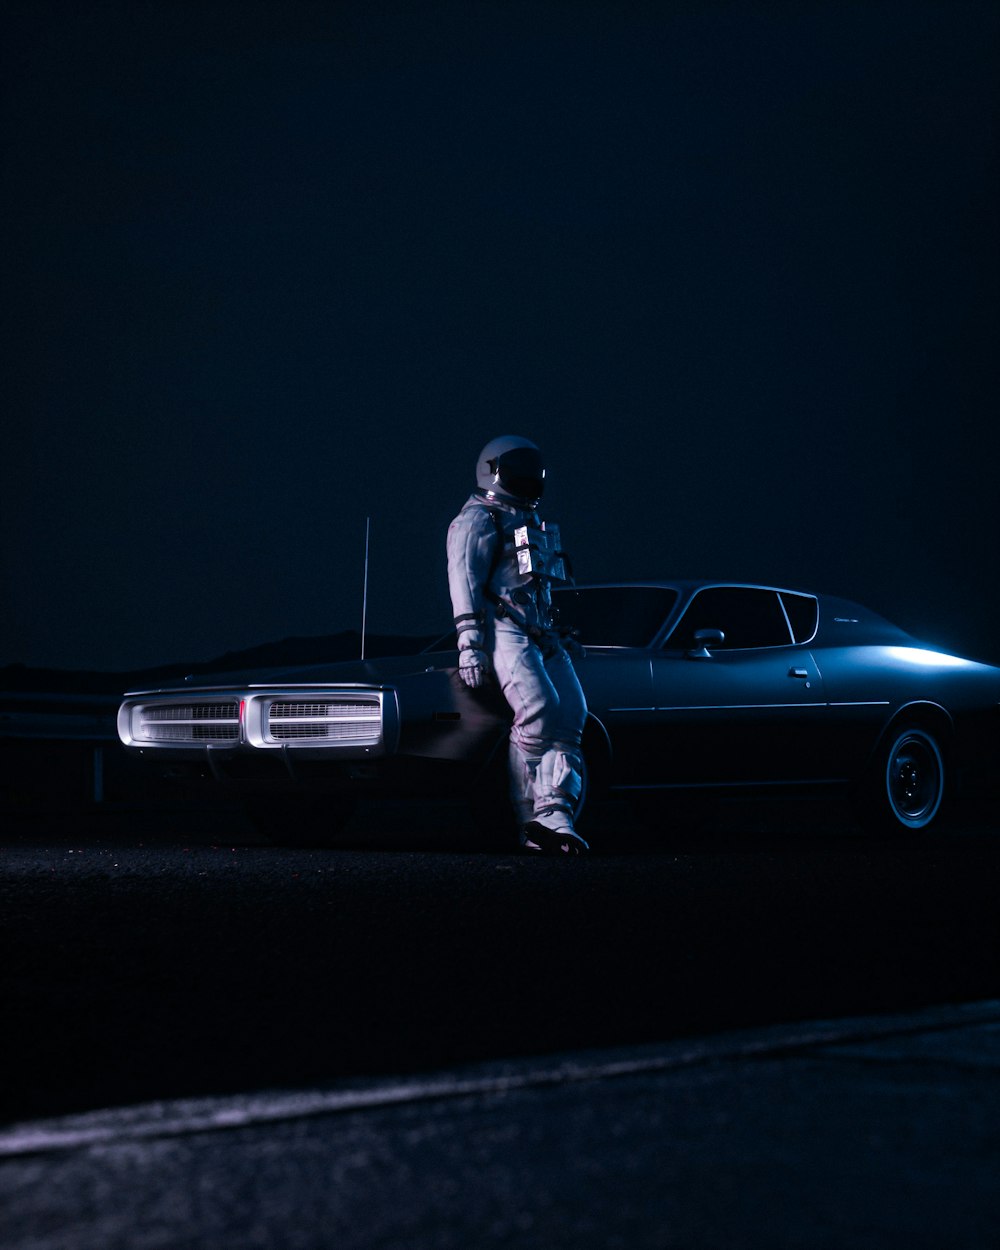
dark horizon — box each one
[4,1,998,672]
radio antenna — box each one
[360,515,371,660]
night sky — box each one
[3,0,998,673]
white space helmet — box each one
[475,435,546,505]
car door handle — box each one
[789,668,810,679]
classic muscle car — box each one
[117,582,1000,841]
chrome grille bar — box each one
[129,700,240,744]
[143,704,239,722]
[267,697,381,745]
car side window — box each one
[779,592,819,644]
[665,587,793,651]
[551,586,679,647]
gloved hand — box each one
[458,647,491,689]
[557,625,590,665]
[561,632,587,662]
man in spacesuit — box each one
[447,435,589,855]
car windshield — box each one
[552,586,679,647]
[421,586,679,652]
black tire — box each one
[571,751,591,828]
[855,725,946,834]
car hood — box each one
[124,651,458,696]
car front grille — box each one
[134,701,240,742]
[267,698,381,745]
[120,689,387,752]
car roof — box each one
[554,581,911,647]
[559,579,820,597]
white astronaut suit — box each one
[447,436,589,855]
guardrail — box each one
[0,692,120,805]
[0,691,119,738]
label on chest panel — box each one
[513,522,568,582]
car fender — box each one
[864,700,955,773]
[392,664,509,763]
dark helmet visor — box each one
[496,446,545,500]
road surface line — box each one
[2,1000,998,1158]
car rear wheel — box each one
[856,726,946,834]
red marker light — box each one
[239,699,246,723]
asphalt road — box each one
[5,1004,1000,1250]
[3,796,999,1124]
